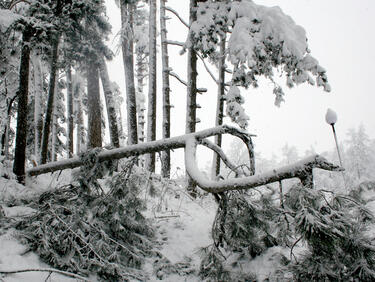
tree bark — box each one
[32,54,44,162]
[66,66,74,157]
[186,0,198,196]
[120,1,138,145]
[211,35,226,178]
[99,57,120,148]
[86,61,102,149]
[146,0,157,173]
[13,27,32,183]
[160,0,171,178]
[40,34,60,164]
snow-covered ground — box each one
[1,167,375,281]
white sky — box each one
[104,0,375,171]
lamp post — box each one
[325,108,343,167]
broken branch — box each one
[185,136,343,193]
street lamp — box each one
[325,108,343,167]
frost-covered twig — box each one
[196,52,219,86]
[200,139,242,177]
[0,268,89,281]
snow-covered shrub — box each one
[200,191,279,280]
[12,157,155,281]
[283,185,375,281]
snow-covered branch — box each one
[165,6,189,28]
[200,139,243,177]
[185,136,343,193]
[169,71,207,93]
[27,125,253,177]
[165,40,185,47]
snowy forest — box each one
[0,0,375,281]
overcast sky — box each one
[104,0,375,170]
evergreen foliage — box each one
[285,185,375,281]
[201,181,375,281]
[13,156,155,281]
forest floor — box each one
[1,164,375,281]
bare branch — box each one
[0,268,89,281]
[165,6,189,28]
[196,52,219,85]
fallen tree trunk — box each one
[27,125,254,177]
[27,125,342,194]
[185,136,343,193]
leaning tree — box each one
[188,0,330,176]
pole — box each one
[331,124,343,167]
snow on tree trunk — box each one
[87,61,102,149]
[185,0,199,196]
[40,34,60,164]
[66,66,74,157]
[211,35,226,179]
[75,97,84,154]
[146,0,157,173]
[73,73,86,154]
[27,125,250,176]
[136,52,146,143]
[160,0,171,178]
[1,78,14,159]
[99,57,120,148]
[120,2,138,146]
[13,27,32,183]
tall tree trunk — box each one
[160,0,171,178]
[51,86,57,162]
[76,96,84,154]
[40,34,60,164]
[40,0,62,164]
[66,66,74,157]
[98,57,120,148]
[13,27,32,183]
[86,61,102,149]
[146,0,157,173]
[120,1,138,145]
[136,52,146,144]
[211,35,226,178]
[32,54,43,162]
[186,0,198,196]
